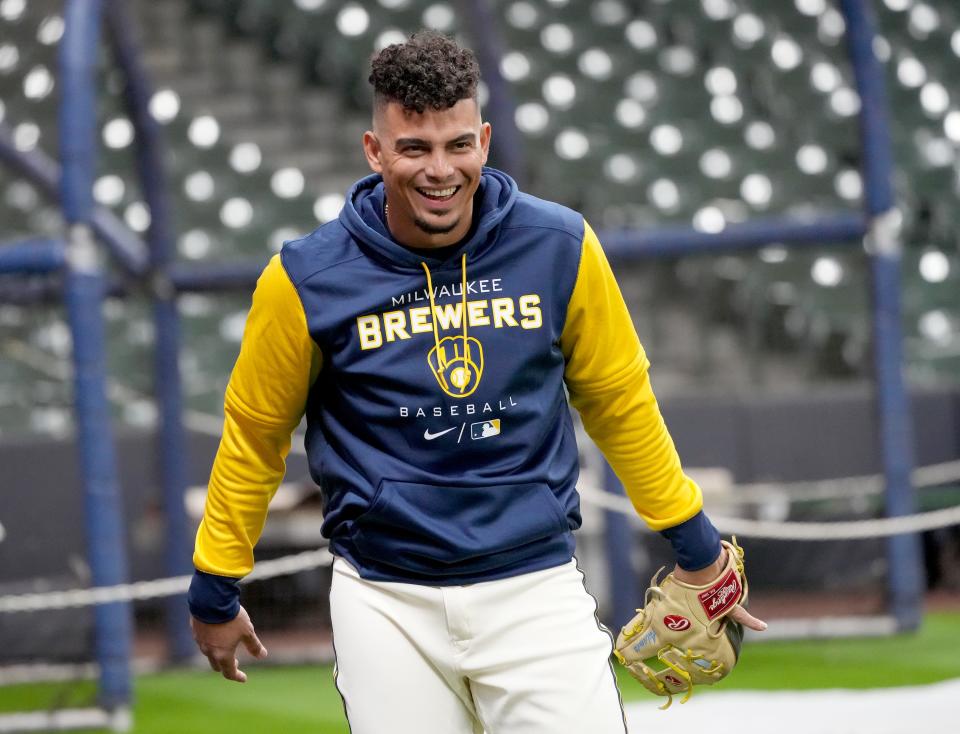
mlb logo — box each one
[470,419,501,440]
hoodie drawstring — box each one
[420,254,470,395]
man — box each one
[189,30,764,733]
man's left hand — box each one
[613,538,764,708]
[190,605,267,683]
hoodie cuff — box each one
[659,510,722,571]
[188,570,241,623]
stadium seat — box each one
[3,0,960,438]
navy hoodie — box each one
[189,169,717,622]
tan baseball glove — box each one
[613,538,749,709]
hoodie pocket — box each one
[351,479,570,577]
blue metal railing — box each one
[105,0,195,661]
[0,238,66,273]
[595,0,921,630]
[0,124,149,276]
[60,0,133,709]
[841,0,922,631]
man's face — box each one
[362,98,492,249]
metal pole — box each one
[454,0,528,186]
[60,0,134,712]
[840,0,923,630]
[0,239,66,274]
[598,211,868,262]
[0,123,150,276]
[105,0,194,661]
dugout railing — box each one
[0,0,927,728]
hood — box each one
[339,167,519,271]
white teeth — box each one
[419,187,457,198]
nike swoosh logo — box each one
[423,426,457,441]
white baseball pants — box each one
[330,557,628,734]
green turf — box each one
[616,611,960,699]
[2,612,958,733]
[0,679,97,713]
[126,667,348,734]
[0,668,349,734]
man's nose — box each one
[425,151,454,180]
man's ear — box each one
[362,131,383,173]
[479,121,492,165]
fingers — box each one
[205,652,221,673]
[242,629,269,660]
[197,645,250,683]
[199,646,245,682]
[220,656,247,683]
[191,608,263,681]
[730,604,768,632]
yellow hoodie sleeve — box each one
[193,254,322,578]
[560,222,702,531]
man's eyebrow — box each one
[393,133,476,148]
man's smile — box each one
[416,185,461,202]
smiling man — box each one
[365,100,490,244]
[187,30,763,733]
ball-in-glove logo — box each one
[427,335,484,397]
[663,614,691,631]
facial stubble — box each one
[414,216,461,236]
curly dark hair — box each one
[369,30,481,114]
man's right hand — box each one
[190,605,268,683]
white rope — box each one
[578,486,960,539]
[0,707,130,734]
[244,548,331,580]
[731,459,960,502]
[10,494,954,616]
[1,495,958,614]
[3,337,960,611]
[0,549,332,614]
[713,505,960,539]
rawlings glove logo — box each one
[697,569,742,620]
[663,615,691,631]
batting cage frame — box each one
[0,0,929,730]
[596,0,924,636]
